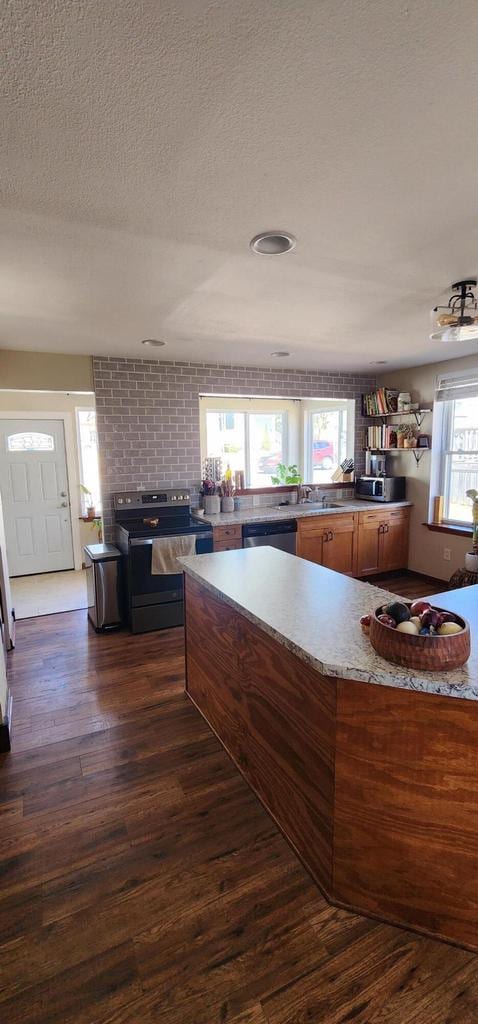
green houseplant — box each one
[397,424,417,449]
[80,483,96,519]
[270,463,302,486]
[465,489,478,571]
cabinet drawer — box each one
[386,508,410,521]
[213,538,243,552]
[299,513,356,534]
[213,524,242,540]
[358,510,385,525]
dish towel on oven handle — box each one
[150,535,197,575]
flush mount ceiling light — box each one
[250,231,296,255]
[431,279,478,343]
[270,350,290,357]
[141,338,166,347]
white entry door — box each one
[0,419,74,576]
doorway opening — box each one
[0,393,101,620]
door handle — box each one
[59,501,69,508]
[60,491,67,497]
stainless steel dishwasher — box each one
[242,519,297,554]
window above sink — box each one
[199,395,355,489]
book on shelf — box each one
[362,388,399,416]
[366,424,398,449]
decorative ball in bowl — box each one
[361,600,470,671]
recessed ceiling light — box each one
[270,350,290,358]
[141,339,166,347]
[250,232,296,255]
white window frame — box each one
[200,395,355,486]
[303,399,355,484]
[438,398,478,526]
[75,406,102,515]
[202,402,291,487]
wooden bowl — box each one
[369,605,470,672]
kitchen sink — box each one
[301,501,344,509]
[274,501,344,510]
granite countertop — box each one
[193,498,412,527]
[179,547,477,701]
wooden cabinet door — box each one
[296,518,325,565]
[380,510,409,571]
[357,511,382,576]
[322,514,357,577]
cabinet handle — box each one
[329,531,334,541]
[323,532,329,542]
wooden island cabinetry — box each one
[181,549,478,952]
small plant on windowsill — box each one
[270,463,302,486]
[465,490,478,571]
[80,484,96,520]
[271,464,303,502]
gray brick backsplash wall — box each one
[93,357,376,539]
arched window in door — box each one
[7,432,55,452]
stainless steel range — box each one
[114,490,213,633]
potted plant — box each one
[80,484,96,519]
[200,475,220,514]
[397,424,416,449]
[465,489,478,572]
[271,464,303,503]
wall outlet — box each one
[443,548,451,561]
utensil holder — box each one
[204,495,220,514]
[221,496,234,513]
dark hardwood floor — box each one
[1,602,477,1023]
[367,570,447,600]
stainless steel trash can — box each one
[84,543,123,631]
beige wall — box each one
[0,349,93,392]
[378,353,478,580]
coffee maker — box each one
[365,451,387,477]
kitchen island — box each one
[181,546,478,950]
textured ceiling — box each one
[2,0,478,371]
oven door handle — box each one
[129,533,212,546]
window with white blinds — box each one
[436,369,478,524]
[436,370,478,402]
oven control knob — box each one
[171,496,177,501]
[117,498,123,504]
[125,497,132,503]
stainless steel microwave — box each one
[355,476,406,502]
